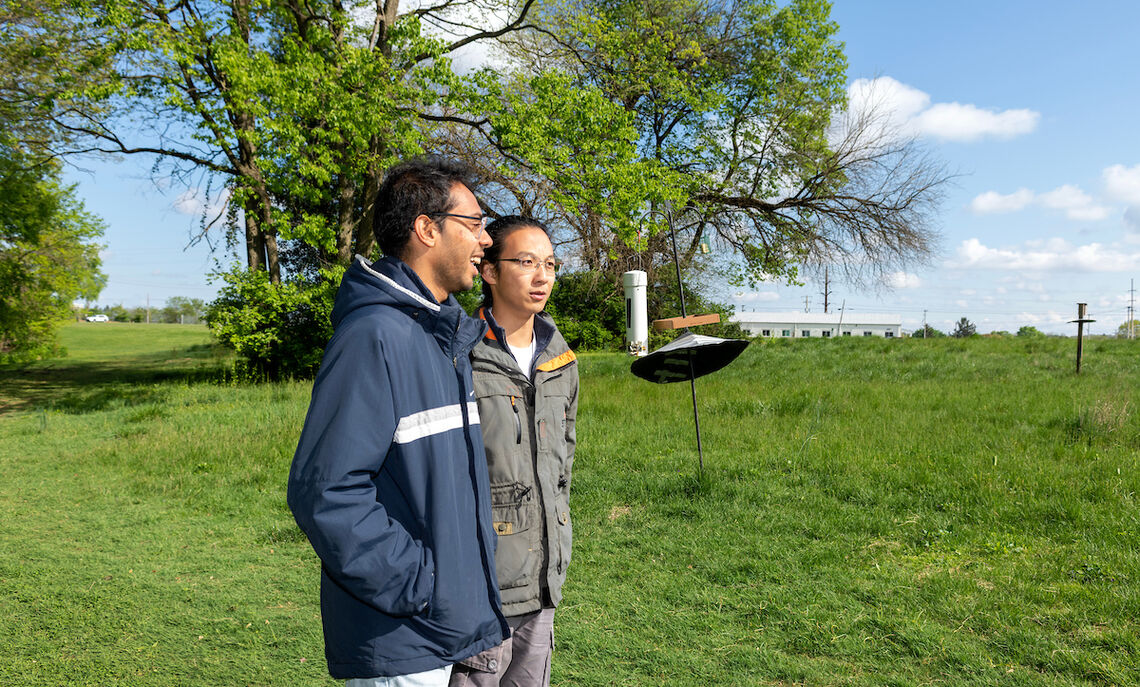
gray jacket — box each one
[471,309,578,617]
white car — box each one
[85,314,110,322]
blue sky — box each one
[734,0,1140,334]
[67,0,1140,334]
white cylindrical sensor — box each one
[622,270,648,357]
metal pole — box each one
[1076,303,1085,373]
[1075,303,1086,374]
[666,205,703,476]
[1069,303,1096,374]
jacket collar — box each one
[477,307,555,359]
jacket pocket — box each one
[489,481,537,589]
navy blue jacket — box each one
[288,256,508,679]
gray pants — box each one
[448,608,555,687]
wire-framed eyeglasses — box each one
[498,256,561,275]
[431,212,488,236]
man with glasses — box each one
[289,157,508,686]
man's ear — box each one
[411,214,439,249]
[480,260,498,285]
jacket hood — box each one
[332,255,443,327]
[334,255,486,357]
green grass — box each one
[1,326,1137,685]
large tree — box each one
[8,0,589,283]
[495,0,947,290]
[0,141,106,360]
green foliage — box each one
[911,324,945,338]
[487,70,686,248]
[205,267,338,379]
[546,271,625,351]
[1115,320,1138,338]
[158,296,206,324]
[0,143,106,361]
[454,278,484,317]
[952,316,977,338]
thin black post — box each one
[1070,303,1095,374]
[666,206,704,476]
[1076,303,1085,373]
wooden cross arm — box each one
[652,313,721,331]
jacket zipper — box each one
[510,396,521,444]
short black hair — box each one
[373,156,480,259]
[481,215,553,309]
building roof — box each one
[730,311,901,326]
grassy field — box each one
[1,323,1137,685]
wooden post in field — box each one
[1069,303,1096,374]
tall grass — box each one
[1,327,1136,685]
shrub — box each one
[205,267,339,379]
[952,317,976,338]
[546,271,625,351]
[911,324,945,338]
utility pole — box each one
[922,309,928,339]
[1130,279,1136,339]
[803,295,811,313]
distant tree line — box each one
[85,297,207,324]
[911,322,1051,339]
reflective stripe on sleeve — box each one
[393,402,481,444]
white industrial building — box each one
[730,311,902,338]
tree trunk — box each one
[231,0,279,282]
[265,227,280,283]
[244,195,266,271]
[355,147,384,259]
[254,184,280,283]
[335,170,356,266]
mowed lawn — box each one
[1,323,1137,686]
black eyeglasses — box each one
[430,212,488,235]
[498,257,561,275]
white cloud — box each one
[735,291,780,304]
[173,188,230,218]
[1104,164,1140,204]
[952,237,1140,272]
[885,271,922,288]
[846,77,1039,143]
[847,77,930,126]
[1037,185,1110,221]
[910,102,1039,142]
[1017,310,1067,325]
[970,188,1033,214]
[969,184,1108,221]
